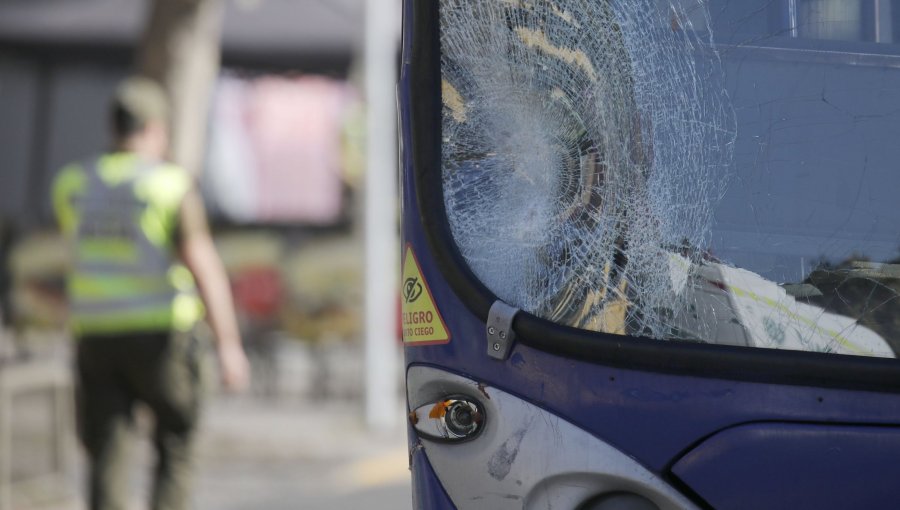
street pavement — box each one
[27,393,411,510]
[195,396,412,510]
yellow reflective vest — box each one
[52,152,204,336]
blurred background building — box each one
[0,0,408,508]
[0,0,369,348]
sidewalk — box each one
[5,333,412,510]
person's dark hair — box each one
[111,103,145,140]
[109,77,168,141]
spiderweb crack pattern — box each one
[440,0,735,339]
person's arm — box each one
[178,189,249,391]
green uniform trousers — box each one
[76,331,203,510]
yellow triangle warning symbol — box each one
[401,245,451,345]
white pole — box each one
[363,0,401,430]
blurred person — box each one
[52,77,250,510]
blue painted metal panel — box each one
[411,447,458,509]
[672,422,900,510]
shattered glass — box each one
[439,0,900,357]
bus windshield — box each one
[439,0,900,358]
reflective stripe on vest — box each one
[59,154,203,335]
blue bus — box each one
[400,1,900,508]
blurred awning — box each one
[0,0,365,70]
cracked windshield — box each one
[440,0,900,357]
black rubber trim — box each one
[410,0,495,321]
[407,1,900,394]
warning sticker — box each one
[401,245,451,345]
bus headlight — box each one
[410,396,485,442]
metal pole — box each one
[363,0,401,430]
[788,0,798,38]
